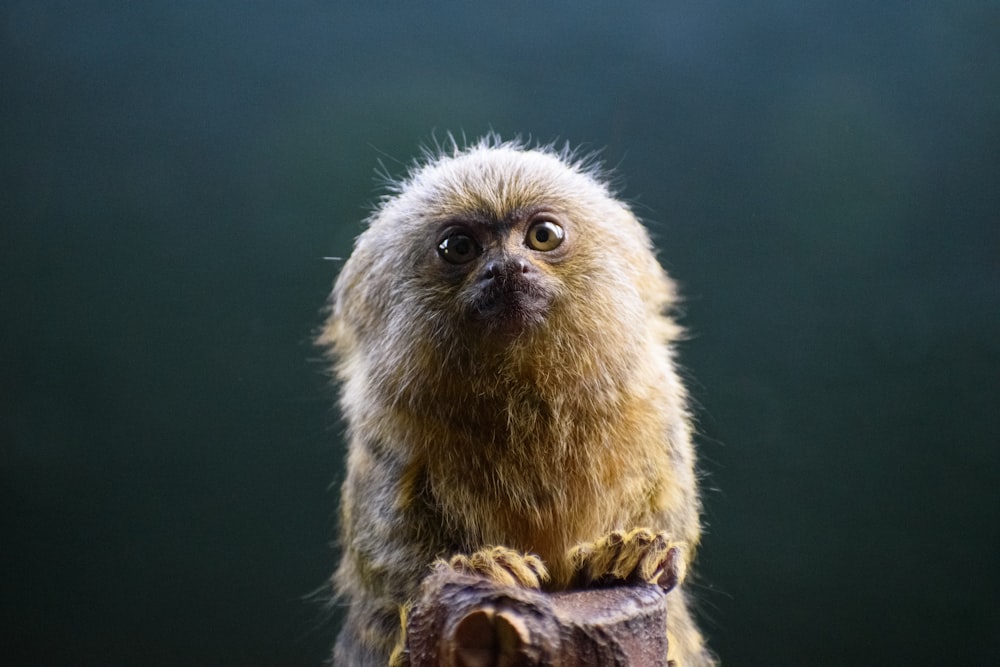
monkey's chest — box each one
[435,458,632,586]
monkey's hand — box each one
[439,546,549,588]
[569,528,685,591]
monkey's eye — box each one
[437,234,482,264]
[525,220,565,252]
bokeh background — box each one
[3,2,998,665]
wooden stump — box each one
[405,570,671,667]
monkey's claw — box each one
[570,528,685,591]
[441,546,549,589]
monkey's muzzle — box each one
[469,258,553,334]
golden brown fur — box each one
[319,135,714,665]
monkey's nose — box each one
[480,258,535,283]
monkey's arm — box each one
[333,438,448,665]
[334,435,568,665]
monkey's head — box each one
[321,136,680,408]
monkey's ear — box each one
[317,244,361,353]
[321,232,396,349]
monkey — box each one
[318,135,715,666]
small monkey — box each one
[319,135,714,665]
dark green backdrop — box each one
[2,2,998,665]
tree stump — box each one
[405,570,671,667]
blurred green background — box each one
[2,2,998,665]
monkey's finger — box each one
[495,550,549,588]
[481,547,548,588]
[650,544,686,591]
[630,532,673,583]
[606,527,656,580]
[580,530,627,582]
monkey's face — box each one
[433,209,568,336]
[327,145,676,390]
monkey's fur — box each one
[319,136,715,665]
